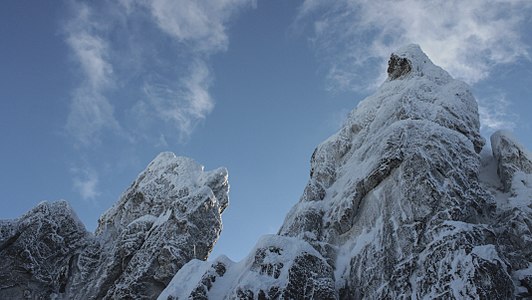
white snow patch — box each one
[509,171,532,213]
[513,263,532,295]
[334,216,383,290]
[160,234,324,299]
[471,244,500,262]
[157,259,212,299]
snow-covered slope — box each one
[161,45,532,299]
[0,152,228,299]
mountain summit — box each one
[1,45,531,299]
[161,45,532,299]
[0,153,228,299]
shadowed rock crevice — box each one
[388,54,412,79]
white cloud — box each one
[65,2,119,146]
[66,89,120,146]
[148,0,238,52]
[296,0,532,90]
[140,60,214,140]
[63,0,253,202]
[181,60,215,119]
[67,32,112,89]
[478,93,517,133]
[64,0,253,145]
[72,167,100,201]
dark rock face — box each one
[283,254,336,300]
[387,54,412,79]
[188,261,226,299]
[0,153,228,299]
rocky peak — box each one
[96,151,229,243]
[491,130,532,192]
[2,44,531,300]
[161,45,532,299]
[0,153,228,299]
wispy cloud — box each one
[139,60,214,140]
[147,0,248,53]
[64,0,253,146]
[66,90,121,147]
[63,0,253,199]
[296,0,532,91]
[478,92,517,133]
[72,166,100,201]
[65,3,119,146]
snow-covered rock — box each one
[2,45,531,299]
[279,44,501,299]
[0,152,228,299]
[161,45,532,299]
[491,130,532,193]
[159,235,336,299]
[0,201,87,299]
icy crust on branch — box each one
[160,44,531,299]
[0,152,229,299]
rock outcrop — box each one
[161,45,532,299]
[0,201,88,299]
[487,131,532,298]
[491,130,532,193]
[0,152,228,299]
[2,44,531,300]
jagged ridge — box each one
[161,45,532,299]
[0,152,228,299]
[1,45,531,300]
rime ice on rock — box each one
[491,130,532,193]
[161,45,532,299]
[0,201,87,299]
[2,45,531,300]
[0,152,228,299]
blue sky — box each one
[1,0,531,261]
